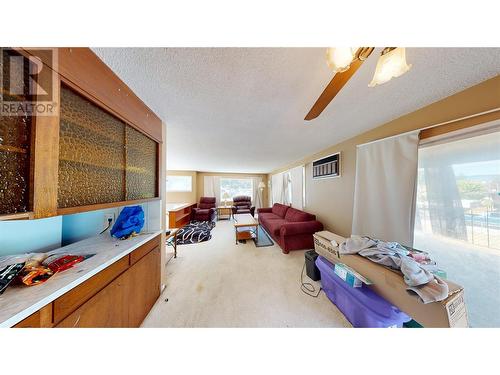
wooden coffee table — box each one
[233,213,259,245]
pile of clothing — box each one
[340,236,448,304]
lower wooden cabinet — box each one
[128,246,161,327]
[14,235,161,328]
[14,304,53,328]
[56,272,128,328]
[53,256,129,324]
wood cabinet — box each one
[168,203,197,228]
[127,247,161,327]
[52,256,129,324]
[0,48,163,220]
[56,272,129,328]
[14,235,161,328]
[14,305,53,328]
[57,85,159,212]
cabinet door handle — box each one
[73,315,81,327]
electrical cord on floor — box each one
[300,261,322,298]
[99,218,113,235]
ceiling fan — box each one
[304,47,412,121]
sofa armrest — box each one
[257,207,272,214]
[280,221,324,236]
[209,207,217,221]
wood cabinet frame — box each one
[1,48,164,219]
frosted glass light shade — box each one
[326,47,358,73]
[368,48,411,87]
[258,181,266,189]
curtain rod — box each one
[356,107,500,148]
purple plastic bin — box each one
[316,256,411,328]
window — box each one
[166,175,192,192]
[413,127,500,327]
[220,178,253,201]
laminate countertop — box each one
[166,202,195,212]
[0,230,162,328]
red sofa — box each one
[257,203,323,254]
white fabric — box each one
[213,176,221,206]
[283,172,291,205]
[290,165,304,210]
[203,176,214,197]
[271,173,284,205]
[203,176,221,206]
[252,176,263,209]
[352,131,420,246]
[268,180,272,206]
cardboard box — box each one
[313,231,469,328]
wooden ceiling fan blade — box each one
[304,58,365,121]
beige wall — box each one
[166,170,269,206]
[197,172,269,206]
[270,75,500,237]
[166,170,198,204]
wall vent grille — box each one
[312,152,340,179]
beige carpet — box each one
[142,220,351,327]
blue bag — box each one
[111,206,145,239]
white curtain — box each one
[290,165,304,210]
[271,173,284,205]
[251,176,263,209]
[283,172,291,205]
[203,176,214,197]
[352,131,420,246]
[203,176,221,206]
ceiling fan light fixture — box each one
[368,47,412,87]
[326,47,358,73]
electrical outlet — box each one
[103,213,115,230]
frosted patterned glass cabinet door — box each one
[125,125,158,200]
[0,51,33,215]
[0,116,32,214]
[58,86,126,208]
[58,85,159,210]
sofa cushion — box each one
[272,203,289,218]
[259,212,281,221]
[284,207,316,222]
[265,219,286,236]
[259,214,282,229]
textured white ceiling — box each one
[92,48,500,173]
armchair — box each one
[231,196,255,217]
[191,197,217,222]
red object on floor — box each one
[257,203,323,254]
